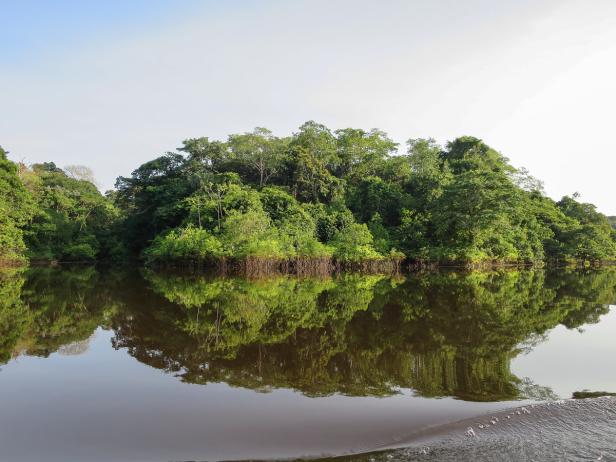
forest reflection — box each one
[1,266,615,402]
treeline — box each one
[2,122,616,267]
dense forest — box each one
[2,122,616,268]
[0,147,123,265]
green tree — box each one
[330,223,383,262]
[288,121,342,202]
[0,147,35,263]
[108,124,616,268]
[115,153,191,253]
[23,163,120,261]
[335,128,397,180]
[346,175,407,226]
[227,128,288,187]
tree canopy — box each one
[0,153,124,263]
[1,123,615,266]
[113,124,616,267]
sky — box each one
[1,0,615,214]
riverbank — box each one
[3,256,616,275]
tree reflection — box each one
[114,268,615,401]
[0,266,118,363]
[2,266,615,402]
[0,268,31,364]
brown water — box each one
[1,266,615,461]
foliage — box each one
[0,153,123,263]
[3,122,615,266]
[143,226,224,264]
[0,147,35,263]
[329,223,383,261]
[114,124,615,267]
[21,162,123,261]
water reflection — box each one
[1,266,615,402]
[0,267,117,363]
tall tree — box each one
[335,128,397,180]
[288,121,342,202]
[227,128,287,187]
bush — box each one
[144,226,224,264]
[330,223,383,262]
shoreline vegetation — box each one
[2,122,616,273]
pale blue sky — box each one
[2,0,615,213]
[1,1,197,61]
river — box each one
[0,266,615,461]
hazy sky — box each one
[2,0,615,213]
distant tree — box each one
[346,175,407,226]
[23,162,121,261]
[555,196,616,262]
[114,153,190,251]
[180,137,227,172]
[511,166,544,194]
[335,128,397,180]
[227,128,287,187]
[288,121,342,202]
[64,165,99,186]
[442,136,512,174]
[407,138,441,178]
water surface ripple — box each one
[322,397,616,462]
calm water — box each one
[1,266,615,461]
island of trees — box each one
[1,122,615,270]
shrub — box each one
[330,223,383,262]
[144,226,224,264]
